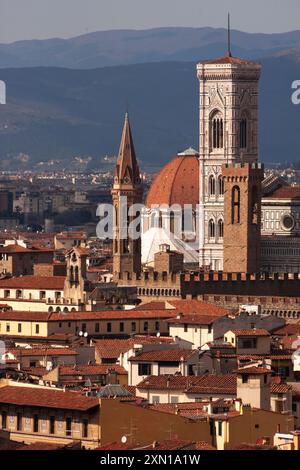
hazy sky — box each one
[1,0,300,43]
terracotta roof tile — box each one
[230,329,270,337]
[137,374,237,394]
[57,364,127,376]
[0,276,65,290]
[202,55,258,66]
[94,336,173,359]
[146,154,199,208]
[266,185,300,200]
[129,349,197,363]
[0,386,99,411]
[168,314,222,326]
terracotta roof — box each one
[168,314,221,326]
[57,364,127,376]
[0,311,51,321]
[169,300,229,317]
[236,367,272,375]
[94,336,173,359]
[266,185,300,200]
[0,276,65,290]
[0,309,177,323]
[0,386,99,411]
[8,347,77,357]
[146,154,199,208]
[0,244,53,254]
[129,349,197,363]
[230,329,270,337]
[271,383,292,394]
[137,374,237,395]
[50,309,177,321]
[202,55,258,66]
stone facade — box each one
[197,56,261,271]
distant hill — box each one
[1,27,300,69]
[0,55,299,169]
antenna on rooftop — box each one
[228,12,232,57]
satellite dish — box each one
[78,331,83,337]
[84,332,88,338]
[121,436,127,444]
[156,332,161,338]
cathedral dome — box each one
[146,148,199,208]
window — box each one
[218,421,222,436]
[66,417,72,436]
[218,176,224,196]
[16,290,22,299]
[208,325,212,334]
[6,323,10,333]
[255,424,260,429]
[33,415,39,433]
[18,323,22,333]
[40,291,46,300]
[107,323,112,333]
[155,321,160,332]
[138,363,151,376]
[218,219,224,239]
[171,396,179,404]
[4,290,10,299]
[120,322,124,333]
[292,404,297,413]
[209,175,216,196]
[209,220,215,238]
[17,413,22,431]
[30,361,37,368]
[232,186,241,224]
[83,419,88,438]
[184,324,188,333]
[239,338,257,349]
[1,411,7,430]
[50,416,55,434]
[95,323,100,333]
[152,396,160,404]
[131,322,136,333]
[240,118,247,149]
[35,324,40,335]
[242,375,249,384]
[212,114,224,149]
[143,322,148,333]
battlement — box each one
[222,162,264,179]
[181,271,300,299]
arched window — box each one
[209,219,215,239]
[218,219,224,238]
[240,118,247,149]
[232,186,241,224]
[211,113,224,149]
[209,175,216,196]
[218,176,224,196]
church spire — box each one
[114,112,141,186]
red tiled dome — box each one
[146,149,199,208]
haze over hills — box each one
[1,27,300,69]
[0,55,299,169]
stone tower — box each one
[112,113,143,278]
[197,53,261,271]
[222,162,264,274]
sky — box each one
[0,0,300,43]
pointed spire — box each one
[114,113,141,186]
[227,12,232,57]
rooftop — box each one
[0,385,99,411]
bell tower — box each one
[197,30,262,271]
[112,113,143,279]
